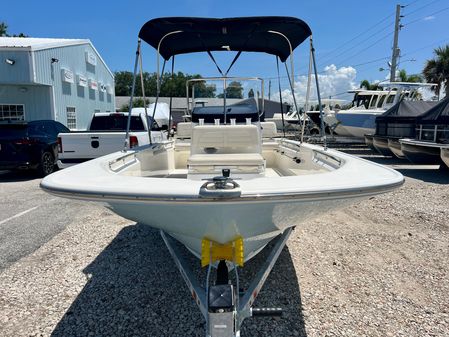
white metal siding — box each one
[0,84,52,121]
[33,44,115,129]
[0,50,33,84]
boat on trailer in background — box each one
[335,83,435,138]
[400,97,449,168]
[41,17,404,336]
[369,100,437,157]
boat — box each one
[267,109,308,131]
[41,17,404,335]
[364,134,377,152]
[335,88,397,137]
[400,97,449,167]
[305,99,346,134]
[400,139,447,165]
[281,99,346,135]
[388,138,406,158]
[132,102,170,127]
[335,83,435,138]
[370,100,437,157]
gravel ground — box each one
[0,162,448,336]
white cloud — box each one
[275,64,358,106]
[423,16,435,21]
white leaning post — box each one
[160,227,293,337]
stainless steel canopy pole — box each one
[301,40,313,143]
[123,39,141,152]
[268,30,301,139]
[156,30,183,94]
[150,59,166,142]
[310,37,327,150]
[283,63,301,140]
[138,48,152,145]
[152,30,182,138]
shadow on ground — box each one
[339,150,449,184]
[394,167,449,184]
[51,224,306,337]
[0,170,41,183]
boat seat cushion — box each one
[188,153,265,167]
[190,124,262,154]
[262,140,279,151]
[260,122,277,138]
[176,122,193,139]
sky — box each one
[2,0,449,102]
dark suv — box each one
[0,120,69,176]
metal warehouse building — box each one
[0,37,115,129]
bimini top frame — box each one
[138,16,312,62]
[124,16,327,150]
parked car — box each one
[57,111,167,169]
[0,120,70,176]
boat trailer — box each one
[161,227,293,337]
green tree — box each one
[114,71,134,96]
[0,22,7,36]
[120,97,150,112]
[423,45,449,98]
[217,81,243,99]
[398,69,423,83]
[0,21,27,37]
[114,71,216,98]
[359,80,380,90]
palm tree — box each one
[0,22,8,37]
[423,45,449,99]
[398,69,423,83]
[360,80,380,90]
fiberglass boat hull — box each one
[373,136,394,157]
[387,138,406,159]
[335,110,381,138]
[400,139,446,165]
[41,141,404,262]
[364,134,377,152]
[105,195,367,261]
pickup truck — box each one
[57,111,167,168]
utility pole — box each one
[390,4,404,82]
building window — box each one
[94,109,100,114]
[66,107,77,129]
[0,104,25,121]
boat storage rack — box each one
[161,227,293,337]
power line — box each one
[317,12,395,62]
[334,31,394,67]
[403,5,449,26]
[262,56,390,81]
[401,36,449,58]
[402,0,444,17]
[318,24,393,67]
[322,1,448,72]
[404,0,421,7]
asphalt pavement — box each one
[0,170,102,271]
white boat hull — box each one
[106,194,364,261]
[335,110,383,138]
[41,139,403,262]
